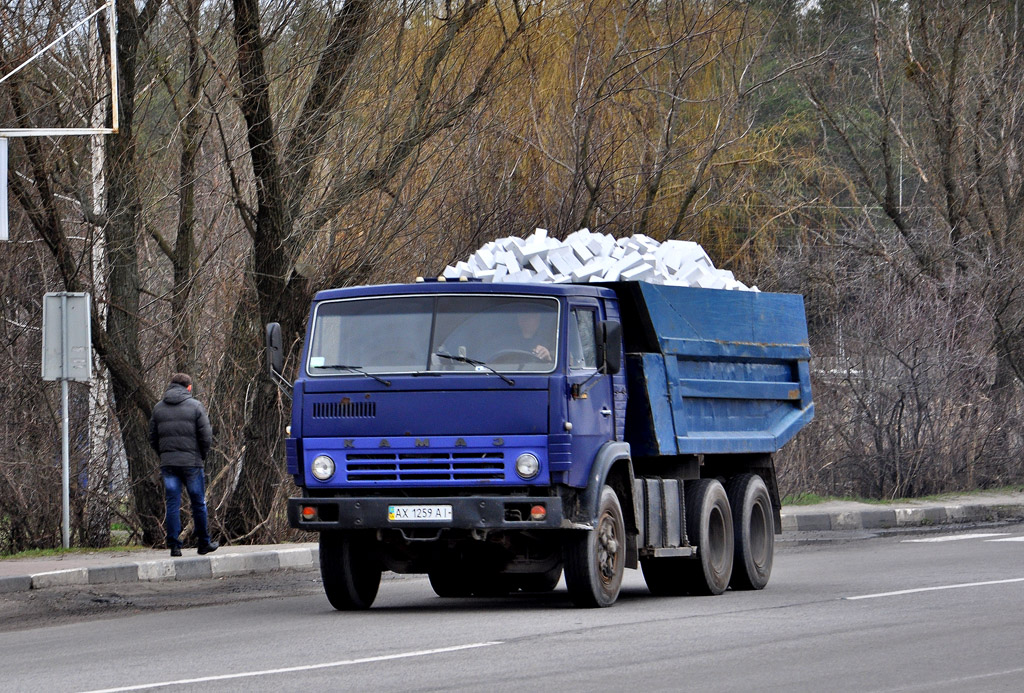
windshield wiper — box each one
[434,351,515,386]
[316,364,391,386]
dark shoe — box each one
[170,547,182,557]
[198,541,219,555]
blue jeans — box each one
[161,466,210,548]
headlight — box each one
[311,455,336,481]
[515,453,540,480]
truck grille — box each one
[344,451,506,482]
[312,400,377,419]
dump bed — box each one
[610,282,813,457]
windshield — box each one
[307,294,559,376]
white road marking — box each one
[78,641,503,693]
[865,665,1024,692]
[987,536,1024,542]
[845,577,1024,601]
[901,532,1009,543]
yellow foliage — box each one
[289,1,820,280]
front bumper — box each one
[288,495,571,531]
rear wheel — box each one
[429,561,509,598]
[427,569,474,598]
[507,563,563,593]
[563,486,626,608]
[640,555,686,596]
[319,532,382,610]
[679,479,733,595]
[726,473,774,590]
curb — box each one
[779,502,1024,532]
[3,501,1023,596]
[0,546,319,595]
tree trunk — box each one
[83,16,113,548]
[103,3,164,545]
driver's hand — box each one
[533,345,551,361]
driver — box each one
[511,312,553,362]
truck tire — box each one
[726,473,774,590]
[507,563,563,593]
[563,485,625,608]
[428,569,473,598]
[429,562,512,598]
[679,478,734,595]
[319,531,381,610]
[640,556,685,596]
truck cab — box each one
[269,280,813,609]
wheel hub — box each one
[597,513,620,580]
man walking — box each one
[148,373,218,557]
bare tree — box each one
[213,0,536,539]
[2,0,167,543]
[803,0,1024,397]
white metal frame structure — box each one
[0,0,120,137]
[1,0,118,240]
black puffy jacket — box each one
[148,384,213,467]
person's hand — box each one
[533,344,551,361]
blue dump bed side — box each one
[609,282,814,457]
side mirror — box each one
[598,320,622,375]
[265,322,284,375]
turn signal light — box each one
[530,505,546,521]
[301,506,317,521]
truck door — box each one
[566,299,616,486]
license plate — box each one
[388,504,453,522]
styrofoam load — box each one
[441,228,757,291]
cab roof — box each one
[312,281,617,303]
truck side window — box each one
[569,308,598,370]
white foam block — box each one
[571,264,605,282]
[529,253,551,273]
[548,246,582,274]
[620,263,655,281]
[571,242,595,264]
[514,270,537,282]
[497,250,521,274]
[473,247,496,270]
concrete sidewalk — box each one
[2,491,1022,595]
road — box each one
[2,523,1023,692]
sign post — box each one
[42,292,92,548]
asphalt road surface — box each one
[2,523,1023,692]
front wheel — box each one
[319,531,382,610]
[563,486,626,608]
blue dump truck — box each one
[266,279,813,609]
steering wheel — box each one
[488,349,547,365]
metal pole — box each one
[61,379,70,549]
[61,294,70,549]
